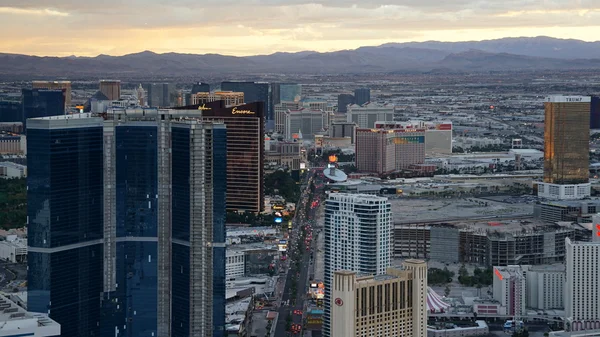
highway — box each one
[274,170,322,337]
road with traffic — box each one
[274,170,324,337]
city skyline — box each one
[1,1,599,56]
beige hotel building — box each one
[330,260,427,337]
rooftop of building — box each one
[539,199,600,208]
[0,293,60,332]
[327,192,389,202]
[226,296,252,316]
[0,162,26,169]
[526,264,565,272]
[494,266,525,278]
[226,242,279,252]
[549,329,600,337]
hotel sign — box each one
[197,104,212,111]
[232,107,255,115]
[546,96,591,103]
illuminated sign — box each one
[494,267,503,280]
[197,104,212,111]
[596,224,600,237]
[275,217,283,223]
[279,240,287,245]
[328,155,338,163]
[232,107,255,115]
[310,283,318,288]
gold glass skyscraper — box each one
[543,96,591,184]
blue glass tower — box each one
[0,101,21,123]
[106,125,159,336]
[21,89,66,130]
[354,88,371,106]
[27,114,104,337]
[171,120,227,337]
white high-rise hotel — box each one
[565,232,600,331]
[323,193,392,337]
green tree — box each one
[0,178,27,230]
[264,170,300,202]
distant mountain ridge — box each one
[1,36,600,77]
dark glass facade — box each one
[591,96,600,130]
[111,125,159,336]
[171,126,191,337]
[0,101,21,123]
[221,81,271,120]
[191,82,210,94]
[27,121,104,337]
[170,123,227,337]
[212,127,227,337]
[143,83,176,107]
[354,88,371,106]
[22,89,66,130]
[337,94,355,113]
[272,83,301,113]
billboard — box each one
[278,240,288,252]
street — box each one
[274,170,323,337]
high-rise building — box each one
[492,266,527,317]
[100,109,227,337]
[330,262,428,337]
[190,91,244,107]
[330,122,356,143]
[355,128,425,175]
[99,80,121,101]
[272,83,302,106]
[284,108,326,140]
[375,121,453,155]
[324,193,392,337]
[274,101,302,134]
[28,110,228,337]
[591,96,600,129]
[564,237,600,331]
[191,82,210,94]
[337,94,355,113]
[32,80,72,107]
[174,101,265,213]
[136,84,146,106]
[221,81,271,120]
[169,120,227,337]
[354,88,371,106]
[492,265,565,311]
[27,114,105,337]
[0,101,21,123]
[347,103,394,128]
[143,83,176,107]
[539,96,591,200]
[21,89,66,130]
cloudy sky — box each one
[1,0,599,56]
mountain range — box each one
[1,36,600,77]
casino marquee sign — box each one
[174,100,264,118]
